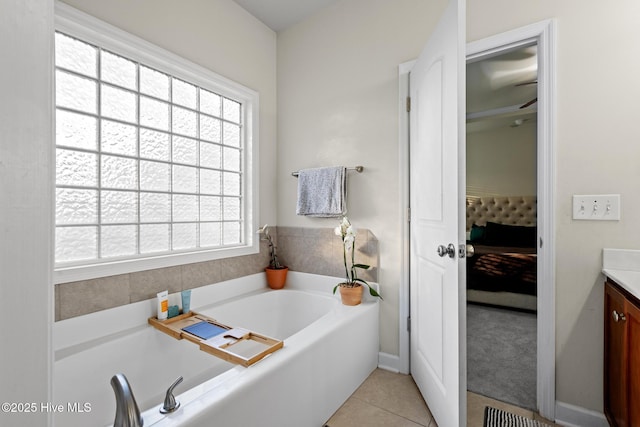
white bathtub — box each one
[53,271,379,426]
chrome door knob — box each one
[437,243,456,258]
[466,244,475,258]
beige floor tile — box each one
[326,398,426,427]
[467,392,488,427]
[353,369,434,426]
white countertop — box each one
[603,248,640,300]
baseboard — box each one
[378,352,400,373]
[555,401,609,427]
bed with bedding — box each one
[466,196,537,311]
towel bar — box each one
[291,166,363,177]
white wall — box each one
[466,121,537,197]
[60,0,279,227]
[0,1,54,426]
[468,0,640,414]
[277,0,447,355]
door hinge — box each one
[407,207,411,222]
[406,96,411,113]
[407,316,411,332]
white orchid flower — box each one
[344,232,355,252]
[346,225,356,238]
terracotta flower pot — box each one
[265,266,288,289]
[339,284,363,306]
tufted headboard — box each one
[466,196,537,231]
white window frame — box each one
[54,2,259,284]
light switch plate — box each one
[572,194,621,221]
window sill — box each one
[54,243,258,284]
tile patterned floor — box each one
[325,369,561,427]
[325,368,436,427]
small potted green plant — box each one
[257,224,288,289]
[333,216,382,305]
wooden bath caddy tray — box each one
[148,312,283,367]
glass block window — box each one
[54,28,254,275]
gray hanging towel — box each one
[296,166,346,217]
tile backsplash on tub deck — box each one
[55,226,379,321]
[276,226,378,283]
[55,250,269,321]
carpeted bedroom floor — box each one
[466,303,537,411]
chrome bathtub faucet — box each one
[110,373,143,427]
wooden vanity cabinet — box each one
[604,279,640,427]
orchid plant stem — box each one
[351,239,356,282]
[343,243,350,284]
[257,225,282,269]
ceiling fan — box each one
[516,80,537,109]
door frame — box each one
[398,19,556,420]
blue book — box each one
[182,321,227,340]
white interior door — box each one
[409,1,466,426]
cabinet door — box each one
[627,298,640,426]
[605,281,629,427]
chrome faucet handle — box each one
[160,376,183,414]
